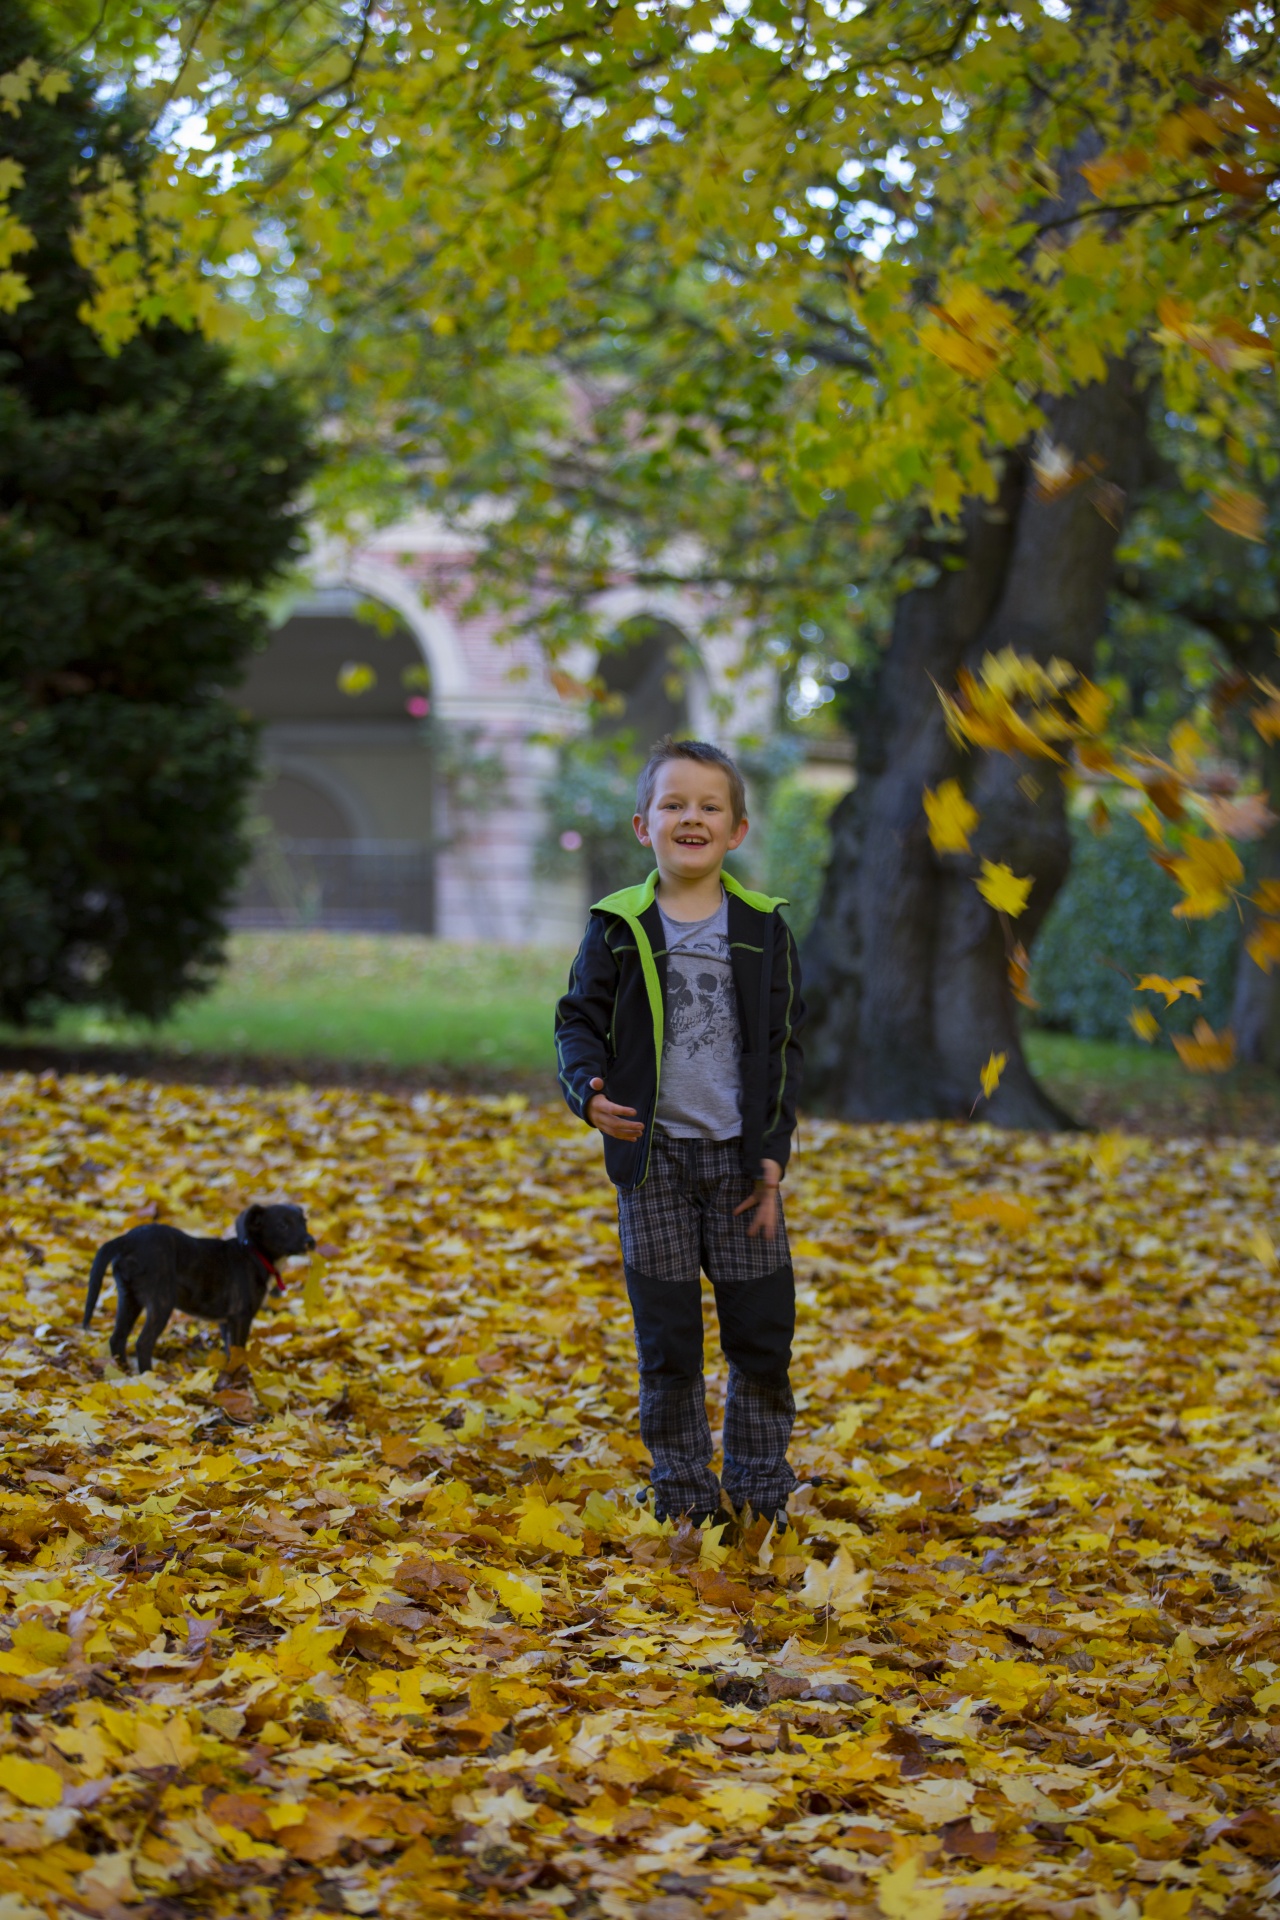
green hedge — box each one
[1030,813,1241,1040]
[758,777,840,943]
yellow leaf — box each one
[302,1263,325,1320]
[515,1497,583,1557]
[273,1612,344,1680]
[1008,941,1037,1008]
[700,1782,776,1822]
[975,860,1032,917]
[1171,1019,1236,1073]
[1247,1228,1276,1271]
[0,1754,63,1807]
[337,661,376,695]
[801,1544,872,1616]
[1251,1679,1280,1710]
[979,1051,1007,1100]
[133,1715,199,1770]
[923,778,979,854]
[953,1190,1033,1231]
[876,1855,947,1920]
[1142,1889,1195,1920]
[484,1568,544,1623]
[1246,916,1280,973]
[1169,836,1243,918]
[1136,973,1202,1007]
[955,1656,1048,1711]
[1129,1007,1160,1042]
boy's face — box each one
[634,758,748,881]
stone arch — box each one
[582,586,711,738]
[340,554,471,700]
[260,759,373,840]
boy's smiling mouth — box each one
[674,833,709,845]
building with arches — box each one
[233,515,779,943]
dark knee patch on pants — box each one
[625,1266,705,1377]
[713,1262,795,1377]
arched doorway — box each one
[233,591,435,931]
[596,616,691,750]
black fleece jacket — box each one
[554,870,805,1190]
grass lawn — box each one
[0,933,570,1080]
[4,931,1280,1133]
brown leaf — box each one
[940,1817,999,1862]
[683,1566,755,1612]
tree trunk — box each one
[803,364,1148,1126]
[1231,741,1280,1067]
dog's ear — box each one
[236,1205,265,1243]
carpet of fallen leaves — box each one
[1,1074,1280,1920]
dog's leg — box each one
[110,1288,142,1366]
[227,1310,254,1356]
[134,1301,173,1375]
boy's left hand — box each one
[734,1159,783,1240]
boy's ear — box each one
[728,814,749,851]
[632,811,653,847]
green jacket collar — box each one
[592,869,786,916]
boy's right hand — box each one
[585,1078,644,1141]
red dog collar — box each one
[249,1247,284,1294]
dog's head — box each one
[236,1203,317,1262]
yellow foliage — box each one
[876,1855,947,1920]
[975,860,1033,917]
[0,1754,63,1807]
[1136,973,1202,1006]
[1168,835,1243,918]
[1246,916,1280,973]
[1171,1018,1237,1073]
[1129,1007,1160,1043]
[923,778,979,855]
[979,1049,1007,1099]
[2,1070,1278,1911]
[953,1190,1034,1230]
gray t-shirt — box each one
[655,892,742,1140]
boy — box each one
[555,736,805,1529]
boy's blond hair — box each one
[636,736,746,827]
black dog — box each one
[83,1204,315,1373]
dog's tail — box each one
[84,1238,126,1329]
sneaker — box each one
[771,1508,793,1535]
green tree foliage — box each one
[0,0,313,1023]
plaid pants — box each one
[617,1131,797,1521]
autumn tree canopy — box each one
[10,0,1279,1110]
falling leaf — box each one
[549,668,593,702]
[1246,916,1280,973]
[1171,1019,1237,1073]
[1136,973,1203,1007]
[336,661,377,695]
[1008,942,1037,1008]
[923,778,979,854]
[1129,1007,1160,1043]
[1207,486,1266,541]
[975,860,1033,917]
[979,1050,1007,1099]
[1168,835,1244,919]
[1202,792,1276,840]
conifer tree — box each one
[0,0,313,1023]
